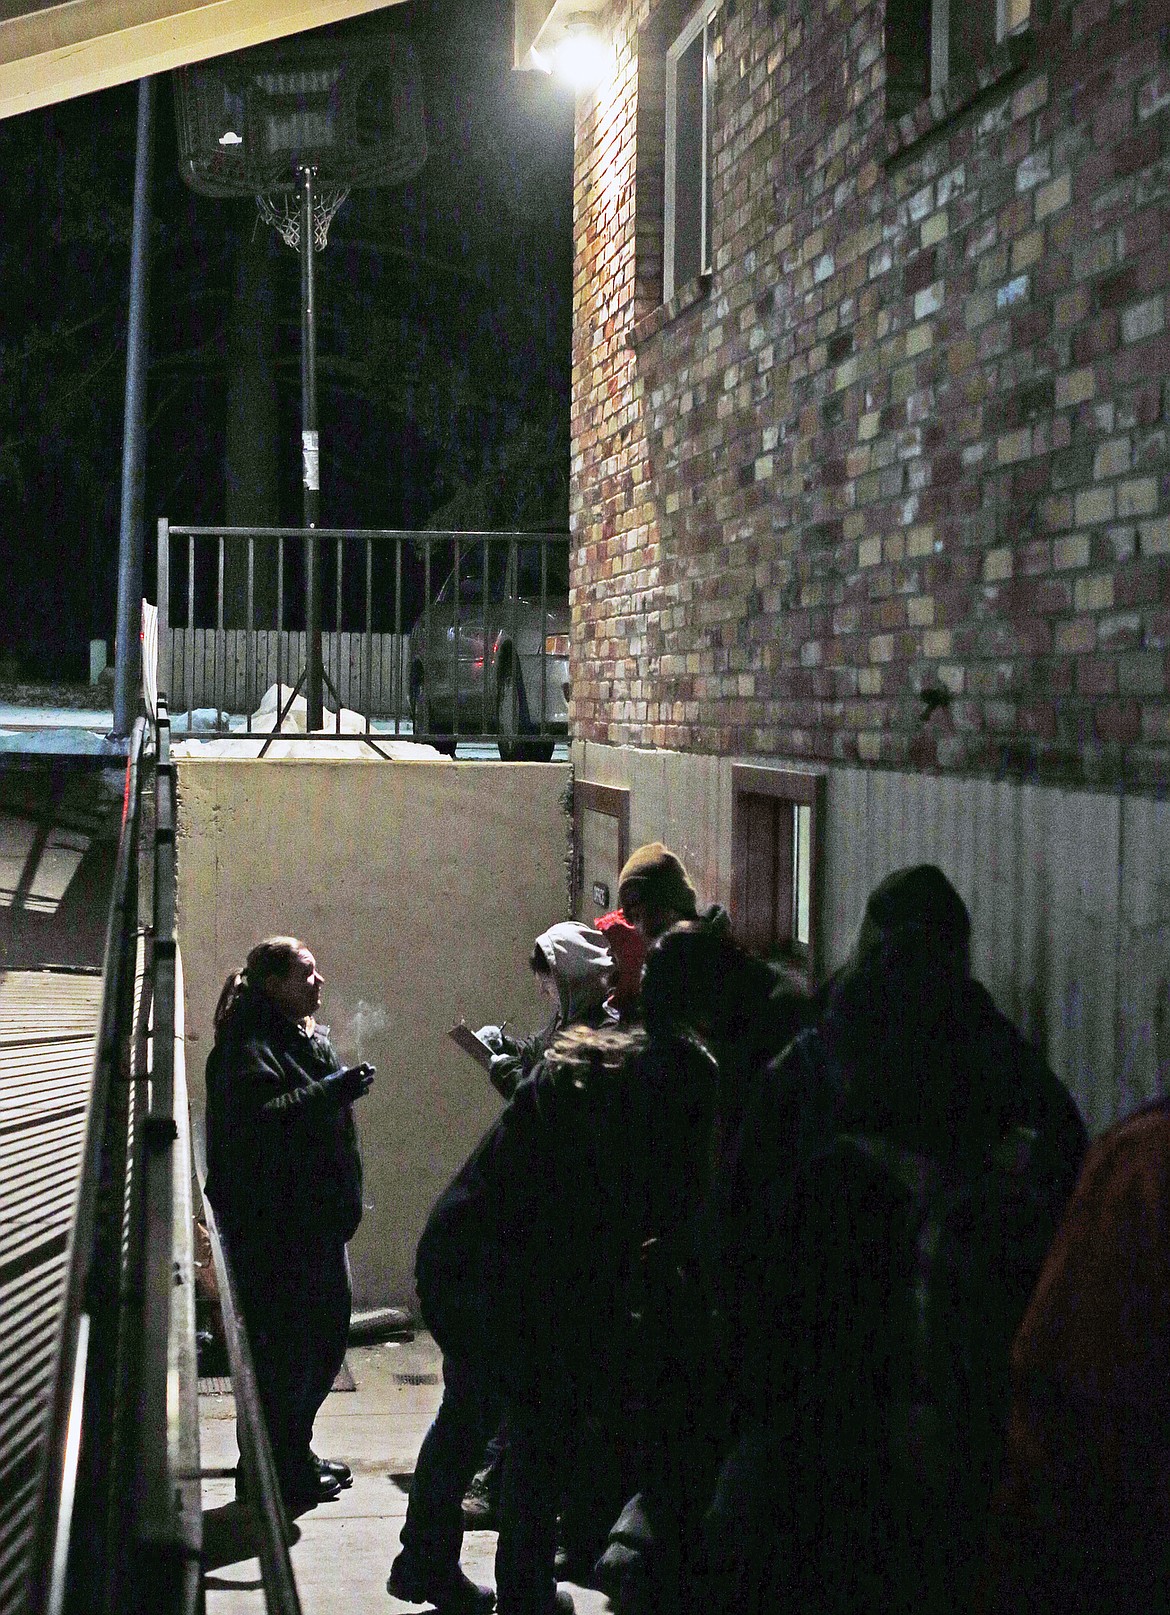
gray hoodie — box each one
[489,921,614,1098]
[532,920,614,1022]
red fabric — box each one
[985,1100,1170,1612]
[595,909,646,1013]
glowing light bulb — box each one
[549,19,612,91]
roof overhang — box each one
[0,0,407,122]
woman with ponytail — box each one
[204,936,375,1511]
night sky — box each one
[0,0,574,678]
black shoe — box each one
[282,1465,343,1509]
[312,1452,353,1488]
[234,1463,342,1508]
[387,1556,495,1613]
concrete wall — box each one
[574,737,1170,1134]
[177,757,571,1311]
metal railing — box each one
[23,709,201,1615]
[156,523,570,754]
[189,1121,303,1615]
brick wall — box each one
[569,0,1170,789]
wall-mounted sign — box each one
[592,881,610,908]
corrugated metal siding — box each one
[574,740,1170,1134]
[0,970,102,1615]
[1118,796,1170,1119]
[823,769,1129,1133]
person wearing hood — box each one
[481,921,614,1100]
[700,865,1087,1615]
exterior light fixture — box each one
[534,14,612,90]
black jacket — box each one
[415,1030,716,1393]
[721,948,1088,1420]
[204,992,363,1251]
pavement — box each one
[200,1332,610,1615]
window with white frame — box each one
[886,0,1030,117]
[664,3,716,302]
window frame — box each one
[929,0,1029,95]
[731,765,826,993]
[663,1,716,303]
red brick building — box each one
[519,0,1170,1128]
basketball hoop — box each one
[173,28,427,730]
[256,183,351,251]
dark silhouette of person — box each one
[203,935,374,1510]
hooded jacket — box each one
[491,921,614,1098]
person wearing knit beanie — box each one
[617,842,699,940]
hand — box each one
[489,1051,519,1097]
[330,1063,376,1102]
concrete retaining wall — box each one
[176,756,571,1312]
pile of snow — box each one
[171,684,442,760]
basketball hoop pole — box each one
[299,164,323,730]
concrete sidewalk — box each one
[200,1333,610,1615]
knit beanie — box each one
[595,909,648,1010]
[618,842,699,920]
[853,863,971,962]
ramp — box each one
[0,968,102,1615]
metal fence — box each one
[156,522,571,754]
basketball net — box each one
[256,184,351,252]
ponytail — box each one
[213,935,304,1037]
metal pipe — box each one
[112,78,156,737]
[300,167,323,729]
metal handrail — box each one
[25,719,146,1615]
[25,701,203,1615]
[189,1122,304,1615]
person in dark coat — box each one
[203,935,374,1510]
[704,865,1087,1615]
[641,920,811,1171]
[617,841,730,942]
[984,1094,1170,1615]
[479,920,614,1099]
[594,927,810,1615]
[389,1022,716,1615]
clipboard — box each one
[448,1021,494,1072]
